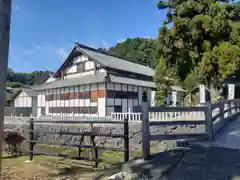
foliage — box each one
[154,56,180,106]
[157,0,240,82]
[154,0,240,104]
[6,68,52,87]
[108,38,158,69]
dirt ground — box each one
[2,165,94,180]
[1,154,124,180]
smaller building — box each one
[13,88,37,116]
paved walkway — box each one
[212,116,240,149]
[166,116,240,180]
[167,146,240,180]
[123,117,240,179]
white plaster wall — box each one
[14,92,32,107]
[73,55,88,63]
[64,70,95,79]
[151,90,156,106]
[98,98,106,116]
[45,76,56,83]
[65,65,77,74]
[38,82,106,117]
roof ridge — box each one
[75,42,153,69]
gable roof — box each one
[15,88,37,97]
[34,72,54,85]
[54,42,154,78]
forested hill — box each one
[107,38,158,69]
[7,68,52,88]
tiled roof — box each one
[54,43,155,78]
[75,43,155,77]
[33,72,155,90]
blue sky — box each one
[9,0,166,72]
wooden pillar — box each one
[0,0,12,171]
[142,92,150,160]
[206,102,214,140]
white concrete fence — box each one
[4,108,207,124]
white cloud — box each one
[117,39,126,43]
[14,4,21,11]
[101,40,112,49]
[55,48,68,59]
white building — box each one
[13,88,37,116]
[31,43,155,117]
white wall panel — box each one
[45,76,56,83]
[128,85,133,91]
[107,98,114,106]
[57,100,60,107]
[122,84,127,91]
[107,107,114,116]
[42,93,45,106]
[74,99,79,107]
[65,100,69,107]
[107,82,114,90]
[85,61,94,70]
[115,99,121,106]
[85,99,90,106]
[99,69,106,73]
[134,100,138,106]
[138,87,143,105]
[79,85,84,91]
[70,99,74,107]
[60,100,64,107]
[115,83,121,91]
[79,99,84,106]
[122,99,127,112]
[98,98,105,116]
[133,86,138,92]
[128,99,133,112]
[37,108,41,117]
[98,83,105,90]
[85,84,90,91]
[48,100,52,107]
[90,102,97,106]
[91,84,97,90]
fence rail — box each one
[141,99,240,160]
[28,117,129,167]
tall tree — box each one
[108,38,158,69]
[154,56,180,106]
[156,0,240,87]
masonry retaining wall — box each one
[4,121,205,153]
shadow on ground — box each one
[165,146,240,180]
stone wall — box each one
[4,122,205,153]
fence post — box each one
[124,117,129,162]
[142,98,150,160]
[206,102,214,141]
[219,103,224,123]
[29,117,34,161]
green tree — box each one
[108,38,158,68]
[156,0,240,86]
[154,56,180,106]
[6,68,53,87]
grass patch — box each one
[2,144,143,179]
